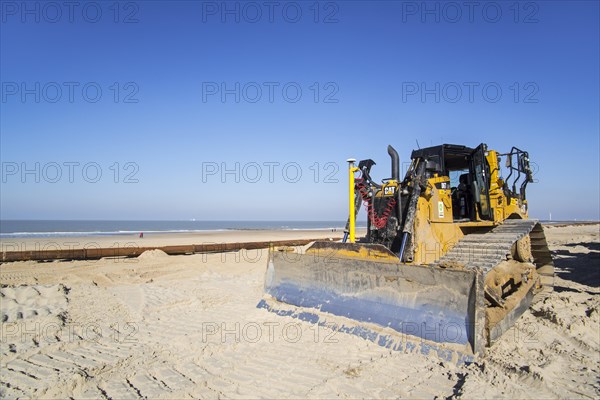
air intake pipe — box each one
[387,145,399,181]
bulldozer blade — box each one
[259,242,487,358]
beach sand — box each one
[1,224,598,399]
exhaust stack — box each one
[388,145,399,181]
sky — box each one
[1,0,599,221]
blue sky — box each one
[1,1,598,221]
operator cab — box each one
[410,144,491,222]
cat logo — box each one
[384,186,396,196]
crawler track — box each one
[434,219,554,297]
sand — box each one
[0,224,598,399]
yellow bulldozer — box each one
[259,143,554,361]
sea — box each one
[0,220,365,239]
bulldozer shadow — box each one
[551,241,600,290]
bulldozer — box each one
[259,143,554,360]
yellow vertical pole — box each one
[347,159,358,243]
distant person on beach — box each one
[139,232,144,238]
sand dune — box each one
[0,224,598,399]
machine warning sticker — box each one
[438,201,444,218]
[384,186,396,196]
